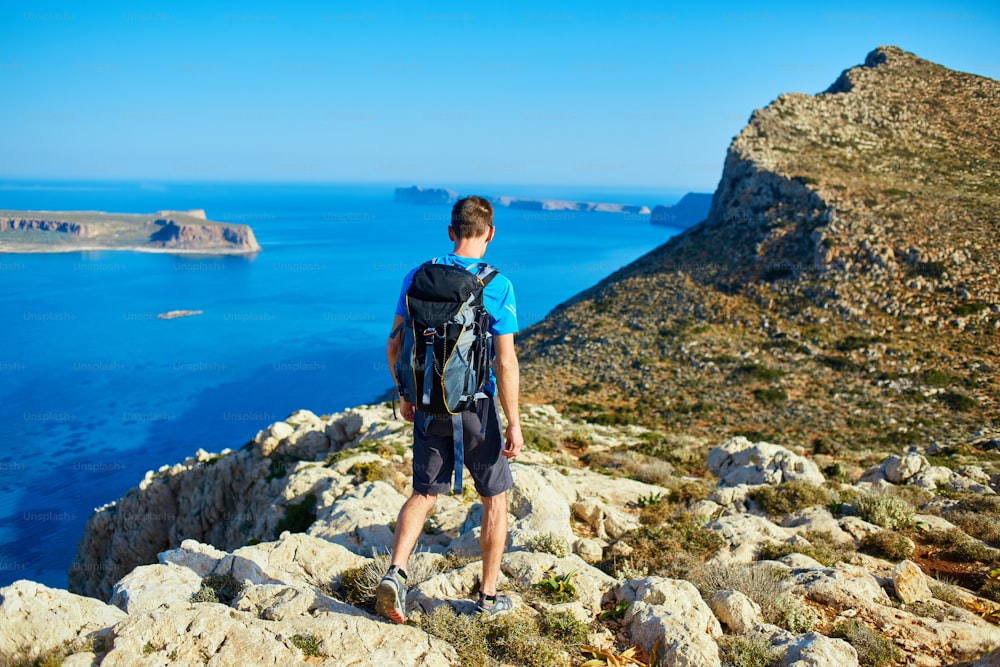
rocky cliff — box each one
[650,192,713,229]
[0,210,260,254]
[519,46,1000,449]
[4,403,999,665]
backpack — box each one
[395,260,497,415]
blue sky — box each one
[1,1,997,191]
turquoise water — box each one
[0,181,680,588]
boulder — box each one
[508,464,574,542]
[110,563,204,613]
[615,577,722,667]
[572,497,638,539]
[707,437,824,487]
[309,481,404,553]
[0,580,126,660]
[778,631,859,667]
[708,589,761,633]
[892,559,933,604]
[784,565,892,610]
[884,453,926,484]
[706,513,800,563]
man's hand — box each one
[503,423,523,459]
[400,398,416,423]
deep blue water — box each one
[0,181,680,589]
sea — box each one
[0,180,684,590]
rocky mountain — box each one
[519,46,1000,451]
[0,209,260,254]
[6,403,1000,666]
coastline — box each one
[0,243,260,256]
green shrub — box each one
[522,427,558,453]
[190,574,245,605]
[524,532,570,558]
[753,387,788,404]
[860,530,915,561]
[418,606,567,667]
[537,608,589,643]
[832,619,902,667]
[771,595,816,633]
[616,513,723,580]
[855,492,914,530]
[737,363,786,381]
[274,493,317,536]
[290,634,322,657]
[532,571,577,604]
[921,369,956,387]
[749,480,831,516]
[937,391,976,412]
[756,531,856,566]
[347,460,392,484]
[718,635,780,667]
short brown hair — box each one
[451,196,493,239]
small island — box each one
[0,209,260,255]
[156,310,204,320]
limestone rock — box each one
[309,481,404,553]
[778,631,859,667]
[572,497,638,539]
[892,559,933,603]
[111,563,203,613]
[707,437,824,487]
[502,551,616,614]
[0,580,126,660]
[708,589,761,633]
[785,565,892,610]
[884,453,926,484]
[574,537,606,564]
[616,577,722,667]
[706,513,800,563]
[508,463,574,542]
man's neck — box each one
[452,239,488,259]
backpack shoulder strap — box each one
[473,263,498,286]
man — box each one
[378,195,524,623]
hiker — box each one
[378,195,523,623]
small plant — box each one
[274,493,317,536]
[832,619,903,666]
[533,570,578,603]
[599,599,631,620]
[749,479,831,516]
[538,608,589,643]
[143,640,157,655]
[418,606,567,667]
[753,387,788,404]
[855,492,915,530]
[524,532,570,558]
[522,427,559,453]
[717,634,780,667]
[340,552,390,605]
[347,460,392,484]
[190,574,245,605]
[636,492,664,508]
[860,530,915,562]
[290,633,322,657]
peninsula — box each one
[0,209,261,254]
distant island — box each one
[395,185,719,223]
[156,310,203,320]
[0,209,260,254]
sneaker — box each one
[475,593,514,618]
[375,569,407,624]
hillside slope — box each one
[520,46,1000,450]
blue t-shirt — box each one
[395,253,518,336]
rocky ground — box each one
[3,404,1000,666]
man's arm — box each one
[386,314,415,422]
[493,333,523,458]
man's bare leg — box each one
[391,492,437,570]
[479,491,508,595]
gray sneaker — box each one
[374,570,407,624]
[475,593,514,618]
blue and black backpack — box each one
[395,259,497,416]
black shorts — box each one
[412,396,512,497]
